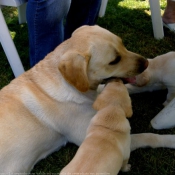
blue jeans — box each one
[26,0,102,67]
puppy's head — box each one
[93,79,133,118]
[58,25,148,92]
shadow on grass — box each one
[98,0,175,57]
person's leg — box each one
[27,0,71,67]
[162,0,175,24]
[64,0,102,40]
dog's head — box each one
[93,79,133,118]
[58,25,148,92]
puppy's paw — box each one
[121,164,131,172]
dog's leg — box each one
[131,133,175,151]
[121,159,131,172]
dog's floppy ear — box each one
[58,51,90,92]
[122,103,133,118]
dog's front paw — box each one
[121,164,131,172]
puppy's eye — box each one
[109,56,121,65]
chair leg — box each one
[0,8,25,77]
[17,3,27,24]
[149,0,164,39]
[99,0,108,17]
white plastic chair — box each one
[0,0,27,78]
[99,0,108,17]
[149,0,164,39]
[99,0,164,39]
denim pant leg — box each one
[64,0,102,40]
[27,0,71,67]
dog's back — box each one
[60,79,132,175]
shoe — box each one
[163,22,175,33]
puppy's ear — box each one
[58,52,90,92]
[124,104,133,118]
[121,95,133,118]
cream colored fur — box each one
[126,52,175,106]
[60,79,132,175]
[125,52,175,130]
[0,26,175,173]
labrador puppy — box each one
[125,52,175,130]
[60,79,132,175]
[125,52,175,106]
[0,25,175,173]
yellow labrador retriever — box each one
[0,25,175,173]
[60,79,132,175]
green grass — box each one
[1,0,175,174]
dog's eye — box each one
[109,56,121,65]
